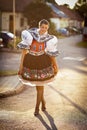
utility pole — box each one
[13,0,16,49]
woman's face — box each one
[39,24,49,35]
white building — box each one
[0,0,84,36]
[0,0,32,36]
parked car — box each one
[0,31,16,48]
[66,26,82,35]
[83,27,87,41]
[0,38,4,48]
[57,28,69,36]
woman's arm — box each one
[51,56,58,73]
[18,49,27,74]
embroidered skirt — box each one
[19,53,58,86]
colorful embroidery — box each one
[22,65,55,80]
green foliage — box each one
[77,41,87,48]
[7,37,21,49]
[74,2,87,17]
[49,21,66,38]
[45,0,56,4]
[15,37,21,45]
[23,0,52,27]
[0,70,17,76]
[78,4,87,17]
[49,22,59,37]
[63,4,70,8]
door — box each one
[9,15,13,33]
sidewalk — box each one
[0,75,26,98]
[0,48,24,98]
[0,47,21,53]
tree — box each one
[23,0,52,27]
[45,0,56,4]
[74,0,87,17]
[74,1,87,40]
[63,4,70,8]
[77,4,87,17]
[74,3,87,27]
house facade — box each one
[0,0,32,35]
[0,0,84,36]
[47,2,70,30]
[1,12,28,35]
[47,2,84,31]
[50,17,69,29]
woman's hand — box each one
[18,69,23,75]
[51,57,58,74]
[18,49,27,75]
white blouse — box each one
[46,35,58,52]
[18,29,58,56]
[21,30,33,46]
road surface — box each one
[0,35,87,130]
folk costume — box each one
[17,28,58,86]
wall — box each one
[50,17,69,29]
[1,12,28,34]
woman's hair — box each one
[39,19,49,27]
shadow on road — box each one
[36,111,58,130]
[49,85,87,117]
[66,65,87,76]
[73,67,87,76]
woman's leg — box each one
[41,86,46,111]
[34,86,46,115]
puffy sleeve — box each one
[45,36,59,57]
[17,30,33,49]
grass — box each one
[77,41,87,48]
[0,70,18,76]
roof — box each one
[0,0,32,12]
[55,5,83,21]
[47,2,83,21]
[0,0,83,21]
[47,2,68,19]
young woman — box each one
[17,19,58,116]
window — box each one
[20,18,24,27]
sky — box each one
[55,0,78,9]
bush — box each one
[49,22,65,38]
[49,22,59,37]
[77,41,87,48]
[7,37,21,49]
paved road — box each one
[0,35,87,130]
[0,52,21,71]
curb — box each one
[0,48,21,53]
[0,72,18,77]
[82,58,87,65]
[0,84,27,98]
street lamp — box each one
[13,0,16,49]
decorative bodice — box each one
[30,40,45,52]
